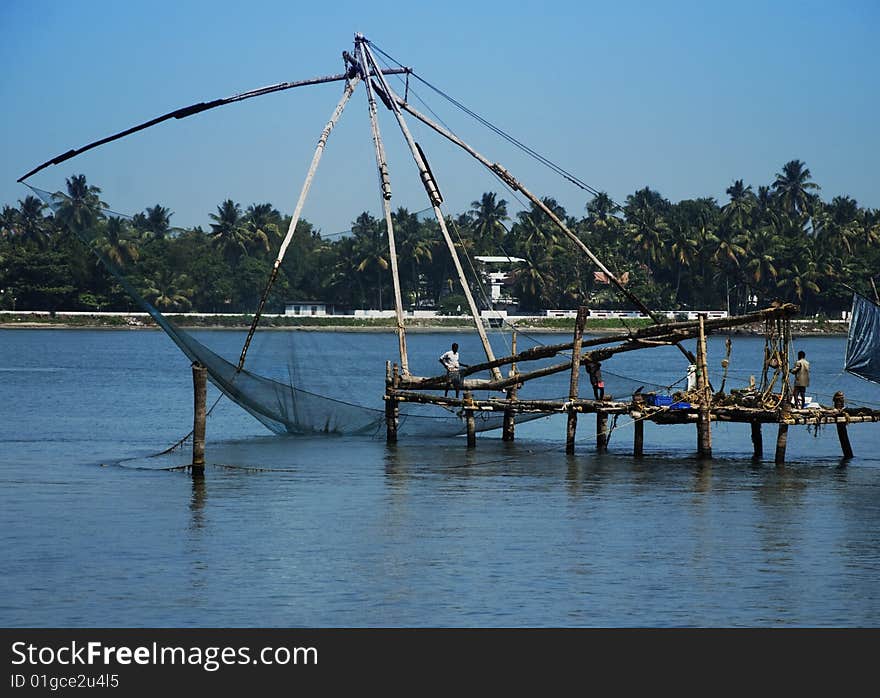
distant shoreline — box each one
[0,312,849,336]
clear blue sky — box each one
[2,0,878,236]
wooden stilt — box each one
[774,423,789,465]
[464,391,476,448]
[565,412,578,454]
[634,418,644,457]
[191,361,207,474]
[836,422,853,460]
[386,363,399,443]
[834,391,854,459]
[502,388,515,442]
[597,411,608,451]
[566,307,589,454]
[502,332,517,442]
[696,315,712,458]
[751,421,763,460]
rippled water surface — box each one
[1,327,879,627]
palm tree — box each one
[323,236,367,306]
[352,212,388,309]
[772,160,820,219]
[469,192,509,253]
[623,187,671,266]
[209,199,251,264]
[666,221,699,301]
[816,195,860,256]
[510,256,555,311]
[93,216,139,267]
[744,229,781,292]
[722,180,756,232]
[142,204,173,240]
[0,205,17,241]
[15,196,49,249]
[513,198,565,256]
[393,207,432,308]
[246,203,282,255]
[141,268,194,311]
[54,174,106,236]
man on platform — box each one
[439,342,467,398]
[792,350,810,408]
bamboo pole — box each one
[360,39,501,379]
[191,361,207,474]
[237,75,360,371]
[566,307,588,454]
[357,41,409,375]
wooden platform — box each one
[382,304,879,463]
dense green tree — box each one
[1,160,876,317]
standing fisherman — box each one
[792,350,810,408]
[585,360,605,401]
[439,342,467,397]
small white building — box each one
[474,255,524,306]
[285,300,332,316]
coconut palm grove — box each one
[1,160,878,317]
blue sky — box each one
[2,0,878,236]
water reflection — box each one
[189,471,206,530]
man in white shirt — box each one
[439,342,467,397]
[792,350,810,408]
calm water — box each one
[1,327,879,627]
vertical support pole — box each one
[596,411,608,451]
[634,418,644,458]
[191,361,207,474]
[774,422,789,465]
[751,421,763,460]
[464,391,476,448]
[566,306,589,454]
[834,391,854,460]
[696,314,712,458]
[632,391,645,457]
[386,362,399,443]
[502,331,517,442]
